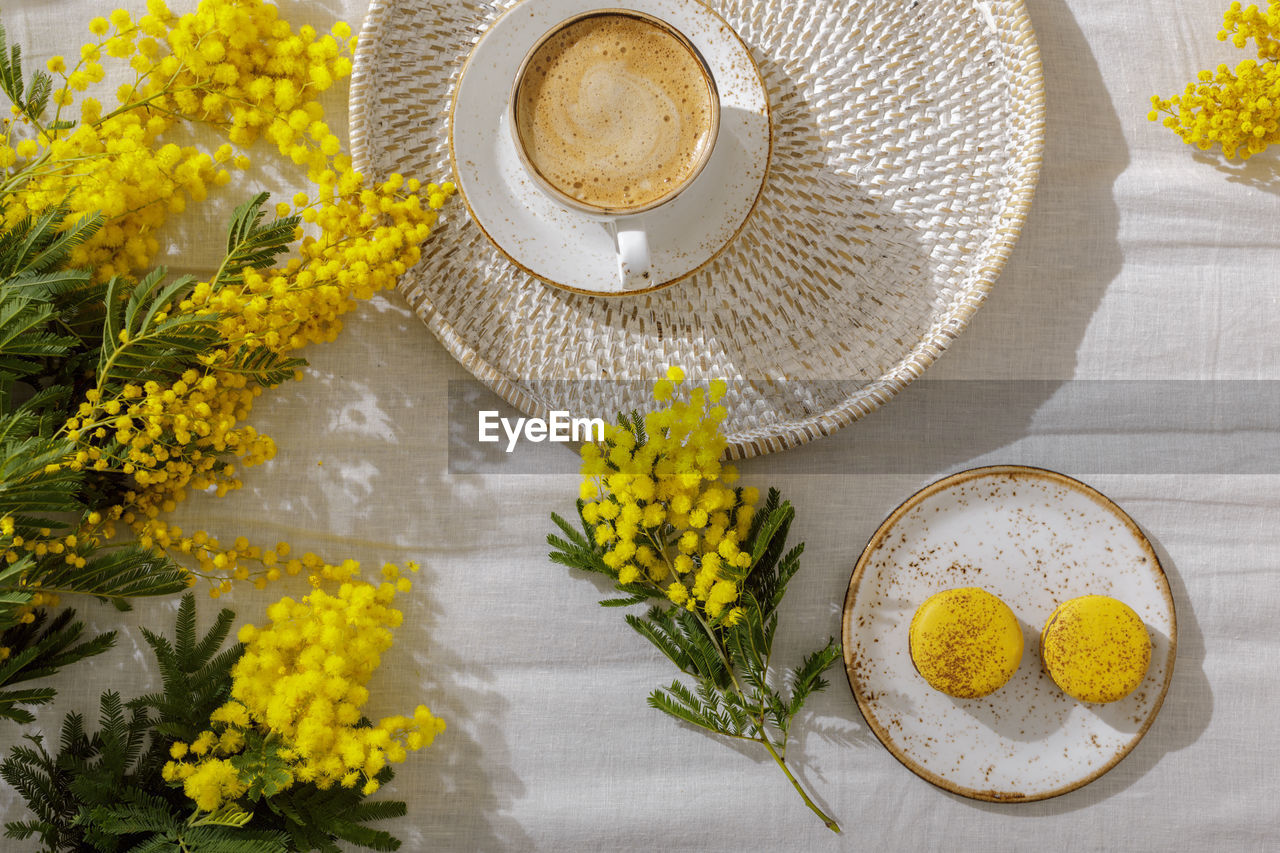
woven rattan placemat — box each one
[350,0,1045,458]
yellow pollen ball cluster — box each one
[1150,2,1280,159]
[0,517,65,633]
[1,514,73,625]
[579,369,757,623]
[3,0,455,591]
[162,564,444,810]
[2,0,364,279]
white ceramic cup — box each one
[509,8,721,290]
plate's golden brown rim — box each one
[840,464,1178,803]
[446,0,773,298]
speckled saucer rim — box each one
[840,464,1179,803]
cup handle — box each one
[614,224,652,291]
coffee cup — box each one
[509,8,721,290]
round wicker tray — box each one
[349,0,1045,458]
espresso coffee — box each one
[514,13,717,212]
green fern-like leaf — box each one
[267,773,406,853]
[768,544,805,612]
[93,690,149,781]
[629,410,647,448]
[3,819,43,840]
[0,292,75,377]
[132,594,241,743]
[1,733,78,848]
[137,623,181,694]
[220,344,306,388]
[0,551,31,600]
[214,193,300,290]
[125,836,183,853]
[87,788,181,835]
[0,20,23,103]
[721,693,752,737]
[342,800,408,825]
[0,385,73,443]
[544,533,582,559]
[0,608,115,724]
[179,824,290,853]
[546,547,611,577]
[670,607,731,687]
[787,639,841,716]
[598,592,653,607]
[0,20,52,124]
[647,681,722,735]
[739,492,804,626]
[0,282,81,409]
[230,731,294,801]
[33,543,190,605]
[746,486,781,535]
[22,67,50,123]
[0,204,101,280]
[3,264,93,297]
[745,498,794,575]
[724,616,767,694]
[549,508,592,552]
[625,609,693,675]
[121,267,171,332]
[98,271,221,386]
[0,433,80,520]
[547,505,615,581]
[172,588,199,661]
[0,687,53,724]
[57,709,89,757]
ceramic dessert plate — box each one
[842,466,1177,802]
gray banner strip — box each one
[447,379,1280,475]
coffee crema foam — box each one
[515,15,715,211]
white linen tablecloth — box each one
[1,0,1276,850]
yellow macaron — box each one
[1040,595,1151,703]
[908,587,1023,699]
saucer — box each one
[842,467,1177,801]
[449,0,771,295]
